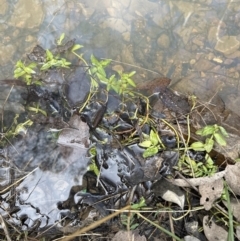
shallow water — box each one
[1,0,240,235]
[1,0,240,112]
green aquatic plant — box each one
[191,124,228,151]
[180,154,217,177]
[88,146,100,176]
[57,33,65,45]
[27,103,47,116]
[179,124,228,177]
[90,54,136,95]
[70,37,137,97]
[139,130,162,158]
[14,60,37,85]
[14,34,74,86]
[40,49,71,70]
[0,114,33,148]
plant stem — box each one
[136,212,183,241]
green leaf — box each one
[205,154,214,167]
[190,141,205,151]
[214,132,227,146]
[90,66,98,75]
[110,81,120,94]
[60,58,71,68]
[126,78,136,87]
[14,70,25,78]
[205,138,214,153]
[14,68,23,74]
[107,74,117,88]
[130,223,139,230]
[46,49,53,60]
[128,71,136,77]
[91,54,100,66]
[196,125,216,136]
[57,33,65,45]
[139,140,152,148]
[16,60,24,68]
[97,66,106,77]
[89,147,97,156]
[96,72,108,83]
[131,197,146,209]
[143,146,159,158]
[150,130,159,146]
[219,126,228,137]
[100,59,111,67]
[71,44,84,52]
[41,62,52,70]
[28,62,37,69]
[89,161,100,176]
[24,67,36,74]
[14,120,33,135]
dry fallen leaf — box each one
[223,197,240,222]
[152,179,185,209]
[225,162,240,195]
[112,230,147,241]
[199,178,223,210]
[184,236,201,241]
[203,215,228,241]
[57,115,89,149]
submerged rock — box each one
[63,67,91,108]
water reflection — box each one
[1,0,240,109]
[1,0,240,235]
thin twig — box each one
[100,58,161,75]
[58,205,131,241]
[0,167,38,194]
[168,212,176,241]
[0,213,11,241]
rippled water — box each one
[1,0,240,234]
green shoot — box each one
[14,60,37,85]
[40,49,71,70]
[139,130,161,158]
[224,182,234,241]
[27,103,47,116]
[57,33,65,45]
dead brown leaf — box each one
[57,115,89,149]
[203,215,228,241]
[184,236,201,241]
[152,179,185,209]
[223,197,240,222]
[225,162,240,195]
[199,178,223,210]
[112,230,147,241]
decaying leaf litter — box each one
[0,35,240,241]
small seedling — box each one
[27,103,47,116]
[14,60,37,85]
[57,33,65,45]
[40,49,71,70]
[191,124,228,151]
[179,124,228,177]
[139,130,162,158]
[87,146,100,176]
[121,197,146,230]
